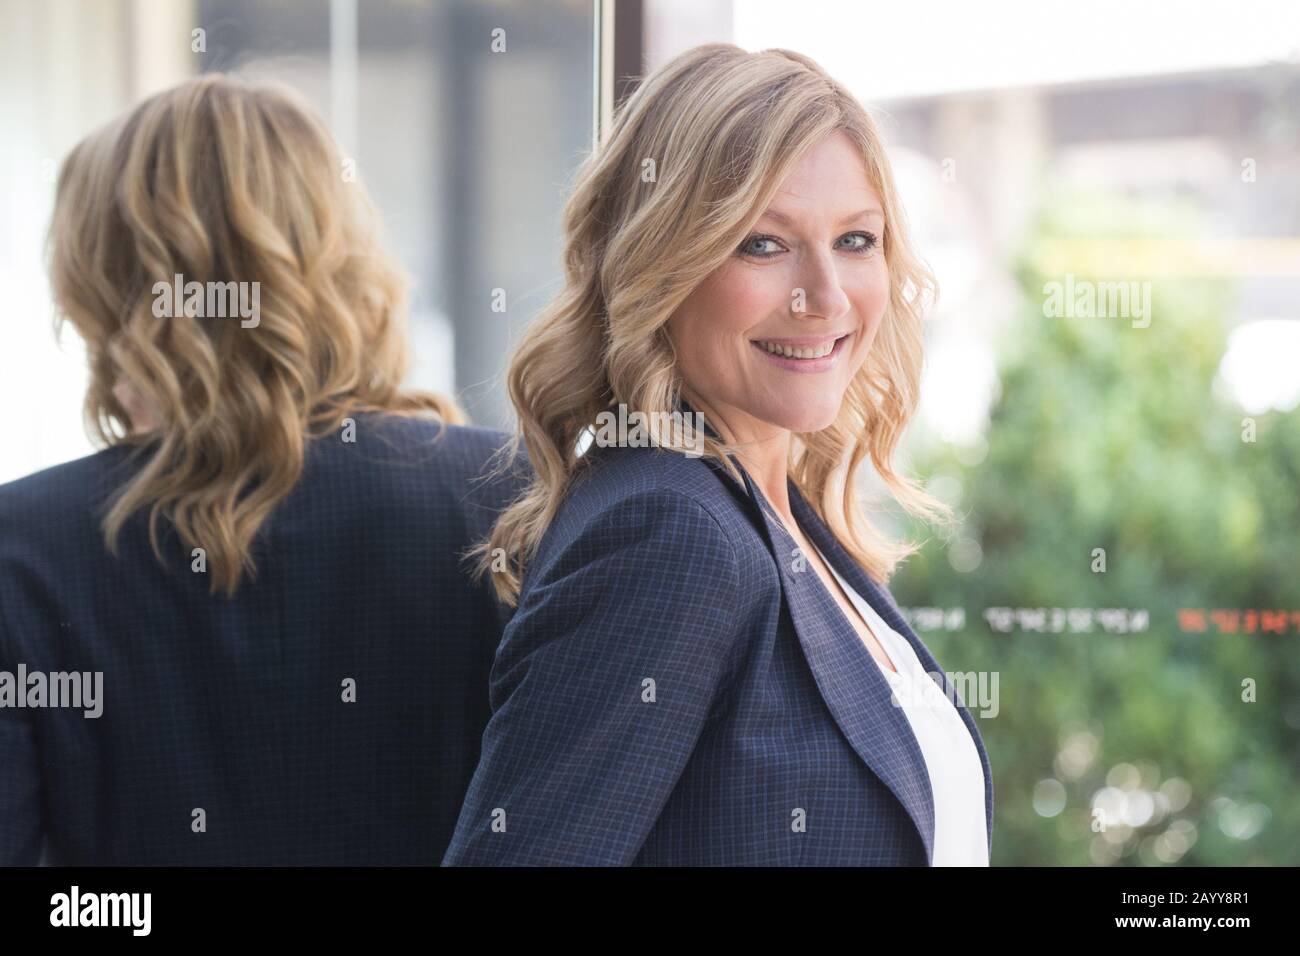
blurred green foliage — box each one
[892,193,1300,865]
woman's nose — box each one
[792,252,851,321]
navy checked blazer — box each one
[442,438,994,866]
[0,413,523,865]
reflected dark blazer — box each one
[443,441,993,866]
[0,413,523,865]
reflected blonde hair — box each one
[49,72,462,597]
[479,43,956,605]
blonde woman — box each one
[0,74,523,865]
[443,44,992,866]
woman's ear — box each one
[112,379,158,434]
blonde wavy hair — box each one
[478,44,956,606]
[48,72,462,597]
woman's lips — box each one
[750,333,851,372]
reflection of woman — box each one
[444,44,991,866]
[0,75,521,864]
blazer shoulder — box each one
[570,445,747,531]
[0,446,137,534]
[304,413,523,495]
[498,449,772,724]
[331,413,510,469]
[532,446,766,594]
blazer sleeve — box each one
[0,621,43,865]
[442,488,743,865]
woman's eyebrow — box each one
[840,208,885,226]
[758,207,885,227]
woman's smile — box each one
[750,331,853,372]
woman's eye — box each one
[837,231,879,253]
[739,235,783,258]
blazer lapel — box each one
[787,482,995,858]
[725,463,937,863]
[679,400,992,858]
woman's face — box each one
[666,131,890,441]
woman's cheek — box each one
[833,283,881,374]
[710,263,785,334]
[858,270,891,333]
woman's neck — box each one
[681,389,795,523]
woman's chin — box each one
[755,402,843,436]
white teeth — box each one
[756,338,837,359]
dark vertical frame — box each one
[612,0,644,109]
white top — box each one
[811,541,989,867]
